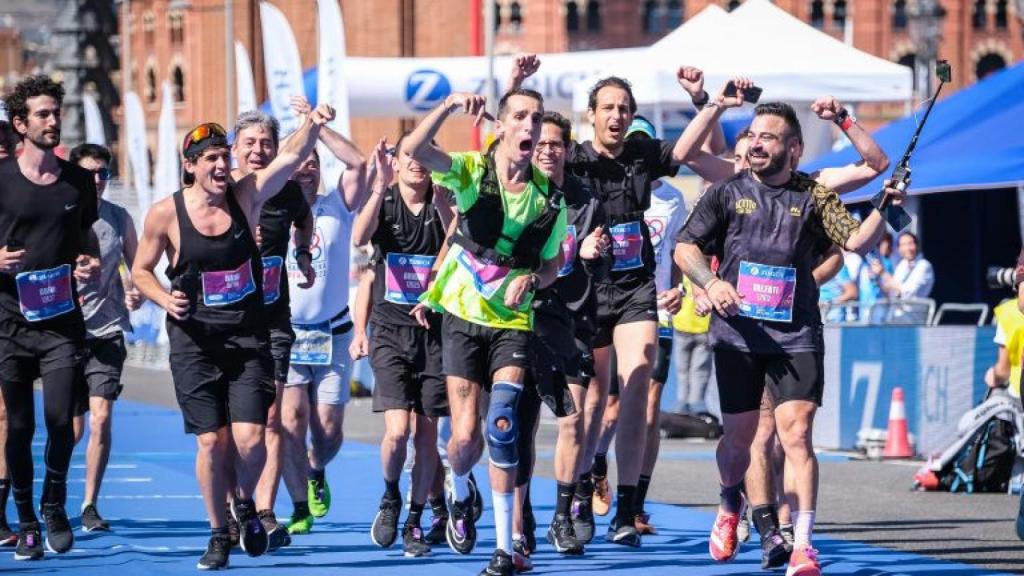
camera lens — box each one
[986,266,1017,290]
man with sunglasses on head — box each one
[0,75,101,561]
[67,144,142,535]
[132,104,333,570]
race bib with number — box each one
[385,252,435,305]
[290,321,332,365]
[736,261,797,323]
[456,249,512,300]
[16,264,74,322]
[201,260,256,307]
[610,221,643,271]
[558,225,578,278]
[262,256,283,305]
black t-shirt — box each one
[534,174,608,321]
[0,158,98,326]
[566,138,677,285]
[676,170,833,354]
[258,180,310,312]
[370,186,446,328]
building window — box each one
[893,0,907,30]
[169,11,184,44]
[643,0,659,33]
[897,52,916,90]
[833,0,847,28]
[809,0,824,28]
[976,52,1006,79]
[172,65,185,103]
[727,0,741,12]
[145,65,157,103]
[509,1,523,30]
[586,0,601,31]
[142,11,155,46]
[995,0,1008,28]
[567,0,579,31]
[666,0,683,28]
[494,2,502,31]
[972,0,986,29]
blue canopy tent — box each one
[801,61,1024,201]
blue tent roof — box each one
[801,61,1024,202]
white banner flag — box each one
[154,82,179,201]
[316,0,350,196]
[259,1,305,135]
[235,41,258,114]
[82,91,106,146]
[123,91,152,213]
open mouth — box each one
[211,173,228,184]
[518,139,533,153]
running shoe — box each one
[634,511,658,535]
[308,474,331,518]
[468,472,484,522]
[761,528,792,569]
[0,515,16,547]
[41,502,73,554]
[81,504,110,532]
[592,475,611,517]
[512,540,534,573]
[424,513,447,545]
[786,546,821,576]
[259,510,291,552]
[604,515,641,548]
[13,522,42,561]
[546,512,584,555]
[737,508,751,543]
[709,507,742,562]
[570,497,595,544]
[446,495,477,555]
[371,494,401,548]
[286,509,314,535]
[781,523,795,547]
[231,498,268,557]
[197,533,231,571]
[478,548,515,576]
[402,524,431,558]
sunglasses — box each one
[184,122,227,150]
[91,167,112,181]
[385,147,397,158]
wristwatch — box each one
[691,90,710,109]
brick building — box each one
[120,0,1022,166]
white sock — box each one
[451,472,470,502]
[493,491,514,553]
[794,510,816,549]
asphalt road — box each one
[120,365,1024,574]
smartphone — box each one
[724,81,763,104]
[4,237,22,251]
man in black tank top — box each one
[132,105,334,570]
[0,75,100,562]
[230,110,314,552]
[350,135,453,557]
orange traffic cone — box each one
[883,387,914,459]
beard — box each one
[749,148,789,179]
[27,128,60,150]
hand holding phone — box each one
[724,81,763,104]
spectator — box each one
[672,275,712,415]
[853,233,894,324]
[988,297,1023,398]
[879,232,934,324]
[818,252,858,323]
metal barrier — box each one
[931,303,990,326]
[821,298,936,326]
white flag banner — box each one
[235,41,258,114]
[123,91,152,213]
[154,82,179,201]
[317,0,350,197]
[259,1,305,135]
[82,92,106,146]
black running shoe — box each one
[41,502,73,553]
[478,548,515,576]
[0,514,16,547]
[81,504,110,532]
[468,472,484,522]
[402,524,431,557]
[760,528,792,569]
[446,495,477,555]
[231,498,268,557]
[511,539,534,572]
[13,522,42,561]
[546,512,584,555]
[225,502,240,548]
[522,500,537,554]
[259,510,291,553]
[371,495,401,548]
[570,497,595,544]
[604,515,641,548]
[197,534,231,570]
[424,513,447,545]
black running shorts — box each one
[370,322,448,418]
[593,277,658,349]
[75,333,128,415]
[441,312,529,388]
[0,315,84,384]
[713,347,824,415]
[267,304,295,383]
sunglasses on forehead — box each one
[183,122,227,149]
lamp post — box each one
[907,0,946,99]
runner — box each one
[230,110,315,552]
[132,104,333,570]
[279,96,368,537]
[406,88,567,576]
[68,143,142,534]
[0,74,100,561]
[0,98,18,548]
[675,98,901,576]
[351,136,452,557]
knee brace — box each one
[486,381,523,468]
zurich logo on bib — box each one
[405,69,452,112]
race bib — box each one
[201,260,256,307]
[456,249,511,300]
[16,264,74,322]
[610,221,643,271]
[385,252,435,305]
[262,256,283,305]
[736,261,797,323]
[557,225,578,278]
[290,321,332,366]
